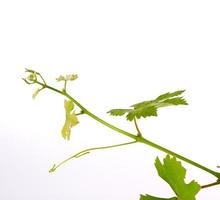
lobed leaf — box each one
[154,155,200,200]
[126,106,157,121]
[107,90,188,121]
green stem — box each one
[64,80,67,92]
[136,137,220,178]
[36,81,137,140]
[35,81,220,179]
[49,141,137,172]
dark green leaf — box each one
[140,194,176,200]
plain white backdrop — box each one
[0,0,220,199]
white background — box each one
[0,0,220,199]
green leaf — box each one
[107,109,131,116]
[107,90,187,121]
[126,106,157,121]
[154,155,201,200]
[140,194,176,200]
[162,97,188,105]
[155,90,185,101]
[131,100,155,109]
[61,100,79,140]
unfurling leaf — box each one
[61,100,79,140]
[154,155,200,200]
[107,90,188,121]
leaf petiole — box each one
[76,110,85,116]
[134,117,142,137]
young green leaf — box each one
[61,100,79,140]
[140,194,176,200]
[107,90,188,121]
[155,155,201,200]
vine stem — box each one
[35,80,220,179]
[49,141,137,172]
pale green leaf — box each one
[56,75,65,81]
[56,74,78,82]
[66,74,78,81]
[61,100,79,140]
[155,155,201,200]
[64,99,74,111]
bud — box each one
[27,72,37,82]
